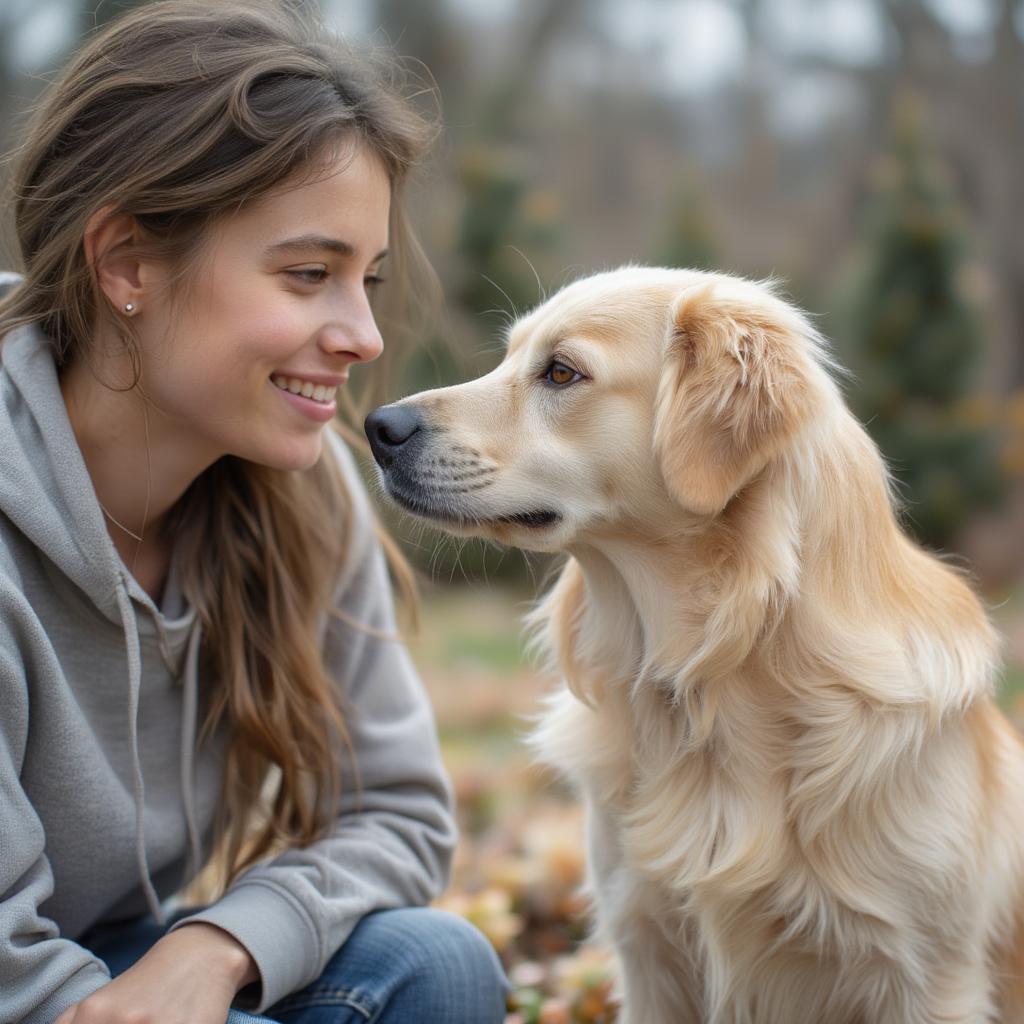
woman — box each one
[0,3,507,1022]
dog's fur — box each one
[367,267,1024,1023]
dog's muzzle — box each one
[364,402,562,532]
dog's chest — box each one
[577,684,795,904]
[585,692,935,974]
[635,761,785,902]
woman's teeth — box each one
[272,376,338,404]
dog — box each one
[364,267,1024,1023]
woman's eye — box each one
[287,267,328,285]
[544,361,583,387]
[364,274,387,291]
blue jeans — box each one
[81,906,509,1023]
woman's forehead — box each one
[214,147,392,256]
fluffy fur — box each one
[368,267,1024,1023]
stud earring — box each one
[124,302,135,314]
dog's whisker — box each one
[479,273,520,322]
[479,307,517,331]
[507,244,546,306]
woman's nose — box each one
[319,300,383,363]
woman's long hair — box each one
[0,0,434,886]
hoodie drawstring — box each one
[115,571,204,925]
[179,618,203,881]
[114,577,165,925]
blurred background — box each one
[3,2,1023,1020]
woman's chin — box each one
[247,432,327,473]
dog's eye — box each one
[544,361,583,388]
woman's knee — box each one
[346,907,508,1022]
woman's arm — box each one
[0,599,112,1024]
[0,575,261,1024]
[167,434,457,1014]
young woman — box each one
[0,3,507,1022]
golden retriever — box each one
[364,267,1024,1023]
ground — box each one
[411,581,1024,1024]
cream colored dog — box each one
[365,267,1024,1023]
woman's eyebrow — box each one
[265,233,388,262]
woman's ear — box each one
[83,206,146,314]
[652,282,821,516]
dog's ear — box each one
[653,283,821,516]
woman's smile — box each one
[270,375,340,422]
[271,374,342,404]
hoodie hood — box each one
[0,274,201,923]
[0,301,129,624]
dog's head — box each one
[365,267,835,551]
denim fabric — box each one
[82,906,508,1023]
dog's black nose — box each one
[364,404,423,467]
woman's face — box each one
[137,144,391,471]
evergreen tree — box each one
[840,95,1003,550]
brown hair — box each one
[0,0,433,886]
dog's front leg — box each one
[584,800,703,1023]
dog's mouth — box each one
[384,480,561,531]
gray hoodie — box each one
[0,273,456,1023]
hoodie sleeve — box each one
[0,588,112,1024]
[169,433,457,1012]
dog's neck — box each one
[568,540,697,686]
[558,419,999,726]
[567,464,800,702]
